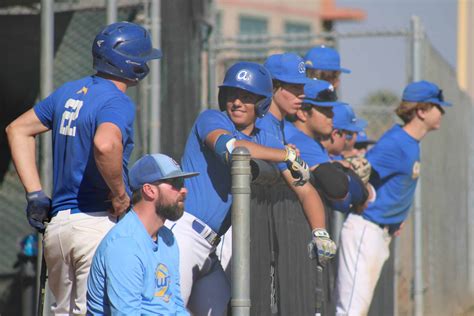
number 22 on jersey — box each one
[59,98,83,137]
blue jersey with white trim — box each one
[182,110,285,233]
[284,120,330,167]
[364,124,420,224]
[34,75,135,215]
[87,210,188,315]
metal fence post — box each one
[411,15,424,316]
[149,0,161,152]
[231,147,252,316]
[39,1,54,315]
[106,0,117,24]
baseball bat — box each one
[314,252,324,316]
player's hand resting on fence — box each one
[25,190,51,232]
[308,228,337,264]
[284,145,310,186]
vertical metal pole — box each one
[39,1,54,315]
[231,147,251,316]
[411,15,424,316]
[106,0,117,24]
[207,0,217,110]
[149,0,161,152]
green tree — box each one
[364,90,400,107]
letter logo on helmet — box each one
[218,62,273,117]
[92,21,162,82]
[298,61,306,74]
[236,70,251,82]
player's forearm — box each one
[6,127,42,193]
[234,140,286,162]
[94,139,126,197]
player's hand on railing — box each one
[25,190,51,233]
[307,228,337,264]
[284,145,310,186]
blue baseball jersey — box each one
[284,120,330,167]
[34,75,134,215]
[182,110,285,233]
[87,210,188,316]
[364,124,420,224]
[256,112,285,144]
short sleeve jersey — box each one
[182,110,285,233]
[87,210,188,316]
[284,120,330,167]
[34,76,135,215]
[364,124,421,224]
[256,112,285,144]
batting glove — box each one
[26,190,51,232]
[308,228,337,264]
[284,146,310,186]
[345,156,372,185]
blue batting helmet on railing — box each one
[92,21,162,82]
[218,62,273,117]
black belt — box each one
[376,222,401,235]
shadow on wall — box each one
[0,12,73,183]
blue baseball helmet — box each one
[92,21,162,82]
[218,62,273,117]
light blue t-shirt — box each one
[256,112,285,144]
[34,75,135,215]
[182,110,285,233]
[284,120,330,168]
[364,124,420,224]
[87,210,187,316]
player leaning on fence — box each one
[165,61,332,315]
[5,22,161,315]
[335,81,452,316]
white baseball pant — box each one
[335,213,392,316]
[166,212,230,316]
[43,210,116,315]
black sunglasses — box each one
[311,88,338,102]
[159,177,185,190]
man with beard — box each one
[87,154,198,315]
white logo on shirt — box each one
[59,98,83,137]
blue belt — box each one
[191,219,221,247]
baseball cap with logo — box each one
[402,80,452,107]
[355,130,376,145]
[332,104,367,132]
[303,80,348,107]
[129,154,199,191]
[264,52,312,85]
[304,45,351,73]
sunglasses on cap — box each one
[344,131,356,140]
[312,88,338,102]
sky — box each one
[334,0,457,106]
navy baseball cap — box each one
[264,52,312,85]
[332,104,367,132]
[355,130,376,145]
[304,45,351,74]
[129,154,199,191]
[303,80,348,107]
[402,80,452,107]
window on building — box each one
[284,21,311,55]
[239,15,268,57]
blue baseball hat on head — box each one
[355,130,376,145]
[402,80,452,107]
[332,104,367,132]
[303,80,348,107]
[129,154,199,191]
[264,52,312,85]
[304,45,350,74]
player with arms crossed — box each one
[335,81,452,315]
[6,22,161,315]
[88,154,196,315]
[167,61,332,315]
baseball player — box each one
[304,45,350,89]
[87,153,197,315]
[5,22,161,315]
[166,61,332,315]
[285,80,372,213]
[335,81,452,315]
